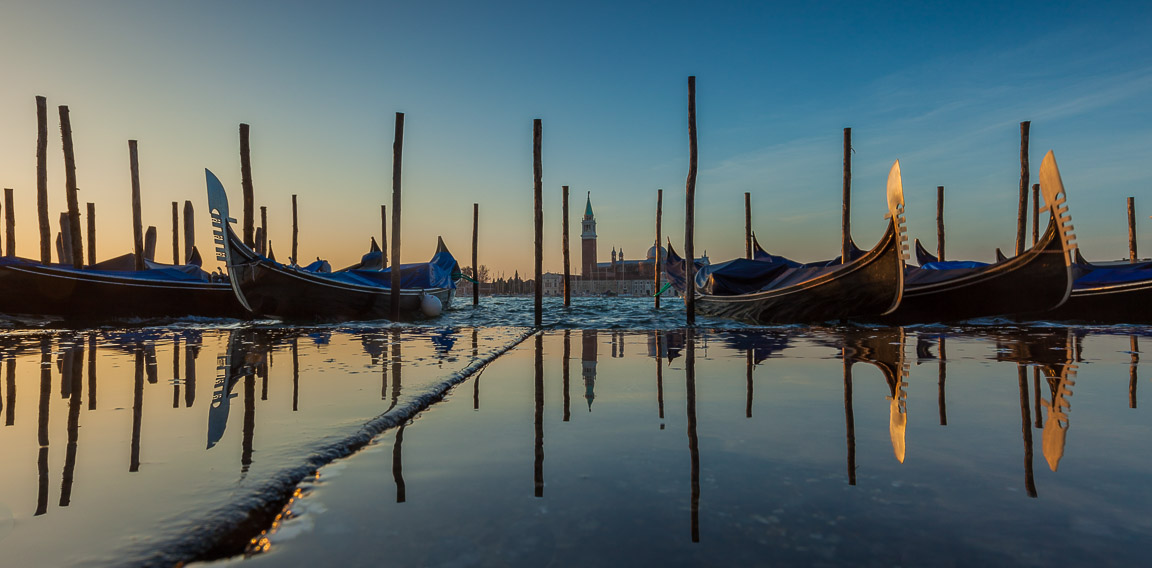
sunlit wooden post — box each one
[1031,184,1040,247]
[685,76,698,325]
[655,188,662,310]
[744,192,752,259]
[143,226,156,261]
[842,127,852,263]
[389,112,404,320]
[259,205,268,257]
[291,195,298,264]
[86,203,96,265]
[1016,121,1030,256]
[171,202,180,264]
[533,119,543,327]
[58,105,83,268]
[254,227,264,256]
[935,186,944,260]
[183,201,194,263]
[58,212,73,264]
[562,185,571,307]
[1128,197,1137,262]
[472,203,479,306]
[4,188,15,256]
[380,205,388,267]
[240,123,255,248]
[36,96,51,263]
[129,140,144,270]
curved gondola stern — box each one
[205,169,254,313]
[881,159,908,315]
[1038,151,1077,307]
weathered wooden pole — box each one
[183,201,194,263]
[533,119,543,327]
[380,204,388,267]
[171,202,180,264]
[744,192,752,259]
[685,76,698,325]
[1016,121,1030,256]
[1128,197,1137,262]
[472,203,479,306]
[562,186,571,306]
[936,186,945,261]
[842,127,852,263]
[389,112,404,321]
[144,226,156,261]
[55,232,64,264]
[4,188,14,256]
[128,140,144,270]
[58,212,73,264]
[36,96,51,263]
[1031,184,1040,247]
[86,203,95,265]
[655,188,663,310]
[291,195,298,264]
[259,205,268,256]
[58,106,83,268]
[240,123,255,248]
[254,227,264,256]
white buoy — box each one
[420,294,442,317]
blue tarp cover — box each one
[293,248,458,290]
[0,255,213,282]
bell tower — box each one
[581,192,597,277]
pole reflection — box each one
[534,333,544,498]
[685,328,700,543]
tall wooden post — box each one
[183,201,194,263]
[171,202,180,264]
[36,96,51,263]
[655,188,663,309]
[533,119,543,328]
[259,205,268,256]
[254,227,264,256]
[291,195,298,264]
[472,203,479,306]
[936,186,945,261]
[143,226,156,261]
[744,192,752,259]
[562,186,571,306]
[1016,121,1030,256]
[128,140,144,271]
[58,106,83,268]
[685,76,698,325]
[239,123,255,248]
[1128,197,1137,262]
[1031,184,1040,247]
[380,204,388,267]
[389,112,404,320]
[86,203,96,266]
[4,188,14,256]
[58,212,73,264]
[842,127,852,263]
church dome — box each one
[646,245,667,260]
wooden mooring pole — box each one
[240,123,255,248]
[144,226,156,261]
[389,112,404,321]
[842,127,852,263]
[533,119,543,328]
[4,188,14,256]
[58,106,83,269]
[562,185,571,307]
[1128,197,1137,262]
[936,186,945,260]
[1016,121,1030,256]
[171,202,180,264]
[380,205,388,267]
[1032,184,1040,247]
[58,212,73,264]
[291,195,298,265]
[36,96,51,264]
[129,140,144,271]
[744,192,752,259]
[655,188,662,310]
[685,76,698,326]
[86,202,95,266]
[472,203,479,306]
[183,201,194,263]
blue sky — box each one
[1,0,1150,274]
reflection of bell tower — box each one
[581,192,597,277]
[581,330,597,410]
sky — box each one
[1,0,1150,276]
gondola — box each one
[917,243,1152,324]
[665,160,908,324]
[0,248,246,320]
[205,169,460,321]
[878,151,1078,324]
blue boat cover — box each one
[920,260,989,270]
[1072,260,1152,288]
[293,246,459,290]
[0,255,214,282]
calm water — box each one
[0,298,1149,566]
